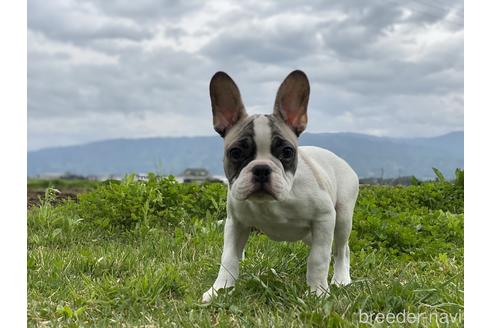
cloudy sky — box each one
[27,0,464,150]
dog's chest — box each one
[230,198,319,241]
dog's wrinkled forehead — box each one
[224,114,298,151]
[265,114,299,148]
[224,115,257,149]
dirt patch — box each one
[28,190,80,209]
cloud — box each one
[28,0,153,43]
[27,0,463,150]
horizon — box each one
[27,130,464,152]
[27,129,463,179]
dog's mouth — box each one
[247,183,278,201]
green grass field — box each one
[27,172,464,327]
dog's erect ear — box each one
[210,72,247,137]
[273,70,310,136]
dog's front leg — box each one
[202,217,250,303]
[306,213,336,296]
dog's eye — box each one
[281,146,295,160]
[229,147,243,160]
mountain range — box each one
[27,131,464,179]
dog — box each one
[202,70,359,303]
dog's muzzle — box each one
[249,164,277,198]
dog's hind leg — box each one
[331,201,355,286]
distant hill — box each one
[27,131,463,179]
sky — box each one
[27,0,464,151]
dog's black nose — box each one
[252,165,272,184]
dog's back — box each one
[299,146,359,206]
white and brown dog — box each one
[202,70,359,302]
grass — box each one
[27,174,464,327]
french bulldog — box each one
[202,70,359,303]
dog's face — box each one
[222,114,298,201]
[210,70,310,201]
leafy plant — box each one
[454,168,464,188]
[75,174,227,230]
[432,167,446,183]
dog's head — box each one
[210,70,310,201]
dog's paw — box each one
[331,276,351,287]
[202,287,217,303]
[305,285,330,298]
[202,286,235,303]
